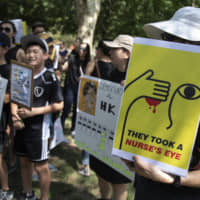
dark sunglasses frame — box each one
[0,27,11,33]
[161,32,200,45]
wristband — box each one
[172,176,181,187]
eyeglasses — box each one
[0,27,11,33]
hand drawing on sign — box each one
[119,69,171,149]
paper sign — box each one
[10,60,33,109]
[75,76,134,179]
[112,37,200,177]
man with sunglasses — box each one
[0,20,25,63]
[123,6,200,200]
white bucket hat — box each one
[103,34,134,53]
[144,6,200,42]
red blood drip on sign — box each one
[145,98,161,113]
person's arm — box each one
[4,93,10,104]
[60,60,69,72]
[123,156,200,187]
[85,59,96,76]
[16,48,26,63]
[181,170,200,188]
[17,101,64,119]
[11,102,24,130]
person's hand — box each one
[120,80,126,86]
[133,156,174,184]
[13,120,25,130]
[17,108,33,119]
[121,158,135,171]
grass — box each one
[8,118,135,200]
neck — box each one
[33,65,45,76]
[0,57,6,65]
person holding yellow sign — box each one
[123,6,200,200]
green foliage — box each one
[94,0,200,40]
[0,0,77,35]
[0,0,200,44]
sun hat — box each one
[0,32,10,48]
[21,34,49,53]
[103,34,134,53]
[144,6,200,42]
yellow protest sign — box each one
[113,37,200,176]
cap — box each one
[21,34,49,53]
[0,32,10,48]
[103,34,134,53]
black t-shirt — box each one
[0,64,10,132]
[64,51,80,87]
[91,61,113,80]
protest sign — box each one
[75,76,134,179]
[10,60,33,110]
[112,37,200,177]
[0,77,8,119]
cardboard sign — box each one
[75,76,134,179]
[113,37,200,177]
[10,60,33,109]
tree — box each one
[75,0,101,49]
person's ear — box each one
[124,50,130,59]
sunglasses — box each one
[161,32,200,45]
[79,47,87,51]
[0,27,11,33]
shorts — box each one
[90,155,131,184]
[15,132,49,162]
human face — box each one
[0,23,15,42]
[109,48,129,72]
[25,45,48,71]
[79,43,88,59]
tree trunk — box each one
[75,0,101,51]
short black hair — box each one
[32,21,45,32]
[97,40,110,56]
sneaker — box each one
[18,191,37,200]
[78,167,90,176]
[0,189,14,200]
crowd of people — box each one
[0,5,199,200]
